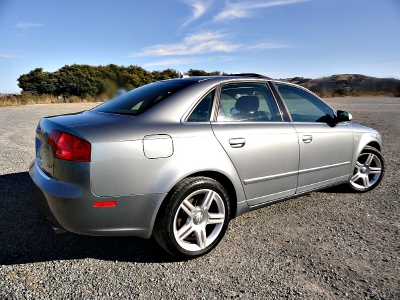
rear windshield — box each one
[92,80,195,116]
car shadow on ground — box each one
[0,172,175,265]
[319,183,354,194]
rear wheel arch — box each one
[153,176,232,259]
[189,171,237,219]
[150,170,238,235]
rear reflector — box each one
[48,130,91,162]
[93,201,117,208]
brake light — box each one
[48,130,91,162]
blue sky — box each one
[1,0,399,93]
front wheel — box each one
[153,177,231,259]
[349,146,384,192]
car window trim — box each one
[268,82,292,122]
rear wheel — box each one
[153,177,230,259]
[349,146,384,192]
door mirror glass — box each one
[337,110,352,122]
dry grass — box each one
[317,91,396,98]
[0,93,105,107]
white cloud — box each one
[214,0,309,21]
[130,32,240,56]
[16,22,43,28]
[0,54,14,58]
[181,0,212,27]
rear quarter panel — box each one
[90,122,246,204]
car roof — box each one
[162,74,274,86]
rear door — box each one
[274,83,353,193]
[211,81,299,206]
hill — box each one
[284,74,400,97]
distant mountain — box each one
[283,74,400,97]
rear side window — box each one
[187,89,215,122]
[217,82,281,122]
[93,80,195,116]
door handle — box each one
[229,138,246,148]
[302,135,313,143]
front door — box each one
[274,83,354,193]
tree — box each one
[395,82,400,97]
[151,68,179,81]
[17,68,54,95]
[17,64,225,99]
[187,69,220,76]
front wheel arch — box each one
[349,145,384,192]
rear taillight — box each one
[48,130,91,162]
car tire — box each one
[349,146,384,192]
[153,177,231,259]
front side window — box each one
[275,84,335,123]
[93,80,195,116]
[217,82,281,122]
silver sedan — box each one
[29,74,384,259]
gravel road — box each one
[0,98,399,299]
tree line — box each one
[17,64,222,99]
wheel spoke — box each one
[365,153,374,166]
[207,212,225,224]
[361,175,370,188]
[176,223,194,241]
[369,167,381,174]
[194,228,207,249]
[351,172,360,182]
[181,199,197,215]
[355,161,363,169]
[200,190,216,211]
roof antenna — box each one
[179,72,189,79]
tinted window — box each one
[276,84,335,123]
[187,89,215,122]
[92,80,195,116]
[217,82,281,122]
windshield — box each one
[92,80,195,116]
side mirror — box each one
[336,110,352,122]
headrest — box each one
[235,96,259,112]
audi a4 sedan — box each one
[30,74,384,259]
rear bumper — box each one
[29,159,166,238]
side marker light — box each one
[93,201,116,208]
